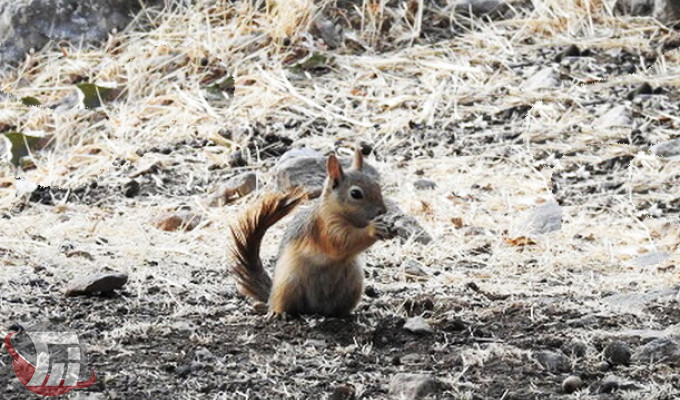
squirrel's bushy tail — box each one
[229,189,306,303]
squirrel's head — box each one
[321,149,387,228]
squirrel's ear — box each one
[351,148,364,171]
[326,154,344,188]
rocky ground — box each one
[1,0,680,399]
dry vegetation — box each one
[1,0,679,399]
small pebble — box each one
[153,212,202,232]
[228,150,246,167]
[523,67,560,89]
[364,286,378,298]
[564,339,588,358]
[123,179,140,198]
[556,44,581,61]
[562,375,583,394]
[651,138,680,159]
[534,350,571,372]
[388,373,438,399]
[604,341,631,366]
[627,82,653,100]
[595,360,611,372]
[413,179,437,190]
[594,105,632,128]
[599,375,619,394]
[400,353,424,364]
[404,260,427,280]
[209,172,257,206]
[330,384,356,400]
[403,316,434,334]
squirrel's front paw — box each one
[266,310,292,321]
[370,216,394,240]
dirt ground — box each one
[1,0,680,399]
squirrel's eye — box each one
[349,187,364,200]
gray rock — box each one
[534,350,571,372]
[614,0,654,16]
[564,339,588,358]
[598,375,620,394]
[311,16,342,49]
[594,105,632,128]
[413,179,437,190]
[522,67,561,90]
[566,314,600,328]
[595,360,612,372]
[400,353,425,364]
[562,375,583,394]
[615,0,680,23]
[209,172,257,206]
[403,316,434,334]
[602,286,679,312]
[654,0,680,23]
[384,199,433,244]
[273,149,380,197]
[0,0,163,67]
[453,0,509,17]
[633,337,680,365]
[604,341,632,366]
[278,147,323,163]
[651,138,680,159]
[522,201,562,234]
[404,260,427,279]
[388,373,438,400]
[65,272,128,296]
[631,251,670,266]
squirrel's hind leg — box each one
[269,250,308,315]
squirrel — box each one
[229,149,390,317]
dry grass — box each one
[1,0,679,313]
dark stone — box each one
[627,82,654,100]
[615,0,680,23]
[364,285,378,298]
[556,44,581,61]
[123,179,140,198]
[329,384,356,400]
[562,375,583,394]
[65,272,128,296]
[598,375,620,394]
[564,339,588,358]
[228,150,247,167]
[604,341,632,366]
